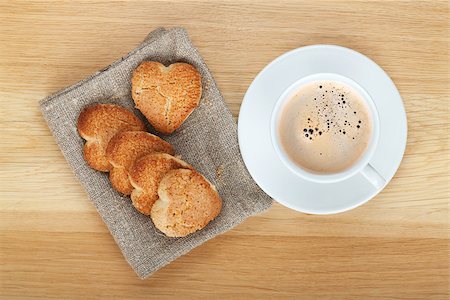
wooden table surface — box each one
[1,1,448,299]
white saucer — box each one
[238,45,407,214]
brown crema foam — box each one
[278,80,373,174]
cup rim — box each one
[270,73,380,183]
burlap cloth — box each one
[39,27,272,278]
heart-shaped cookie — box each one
[129,153,193,215]
[151,168,222,237]
[106,131,174,195]
[131,61,202,134]
[77,104,145,171]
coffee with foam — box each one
[277,80,373,174]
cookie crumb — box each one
[216,164,224,179]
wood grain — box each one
[0,0,448,299]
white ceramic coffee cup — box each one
[270,73,385,188]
